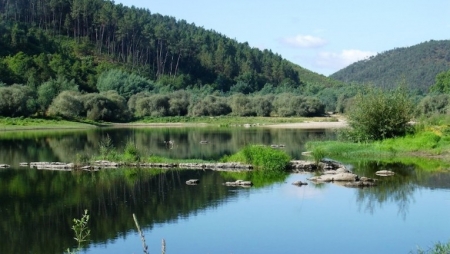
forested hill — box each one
[330,40,450,92]
[0,0,337,92]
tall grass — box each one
[221,145,291,173]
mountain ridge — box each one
[330,40,450,92]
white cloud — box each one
[281,34,327,48]
[315,49,376,70]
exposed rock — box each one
[224,180,253,187]
[375,170,395,176]
[292,181,308,186]
[0,164,10,168]
[186,179,200,185]
[308,172,358,182]
[290,160,317,172]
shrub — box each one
[0,84,37,117]
[346,86,413,141]
[47,90,83,119]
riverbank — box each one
[0,116,346,131]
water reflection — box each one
[0,127,336,166]
[1,128,450,253]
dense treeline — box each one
[0,0,301,91]
[2,0,450,123]
[0,0,352,120]
[330,40,450,93]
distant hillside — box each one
[330,40,450,92]
[0,0,340,93]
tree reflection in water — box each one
[353,161,417,219]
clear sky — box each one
[115,0,450,76]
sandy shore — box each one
[262,120,348,129]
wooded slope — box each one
[330,40,450,92]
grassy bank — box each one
[306,126,450,170]
[0,117,102,130]
[132,116,339,127]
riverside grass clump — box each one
[306,127,450,170]
[221,145,291,173]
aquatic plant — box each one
[311,147,326,167]
[66,210,90,254]
[414,239,450,254]
[221,145,291,173]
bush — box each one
[0,84,37,117]
[346,86,413,141]
[47,91,83,119]
[189,95,231,116]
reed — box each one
[133,214,149,254]
[66,210,90,254]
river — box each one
[0,127,449,254]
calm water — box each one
[0,127,449,254]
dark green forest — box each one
[330,40,450,93]
[0,0,449,122]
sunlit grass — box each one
[221,144,291,172]
[306,127,450,171]
[0,117,99,130]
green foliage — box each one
[96,69,154,99]
[66,209,90,253]
[37,76,78,112]
[273,93,325,117]
[80,92,130,122]
[190,95,232,116]
[414,239,450,254]
[331,40,450,93]
[222,145,291,173]
[430,69,450,93]
[123,141,141,163]
[47,91,83,119]
[415,94,450,117]
[134,94,170,117]
[0,84,37,117]
[99,134,115,160]
[230,93,256,116]
[311,147,326,166]
[346,86,413,141]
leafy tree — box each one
[230,93,255,116]
[168,90,190,116]
[190,95,231,116]
[0,84,37,117]
[430,69,450,94]
[97,69,154,99]
[37,76,78,112]
[135,94,170,117]
[80,92,130,122]
[416,94,450,116]
[47,91,83,119]
[346,86,413,141]
[251,95,273,117]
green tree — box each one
[430,69,450,94]
[47,91,83,119]
[346,86,413,141]
[37,76,78,112]
[0,84,37,117]
[96,69,154,99]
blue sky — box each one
[116,0,450,76]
